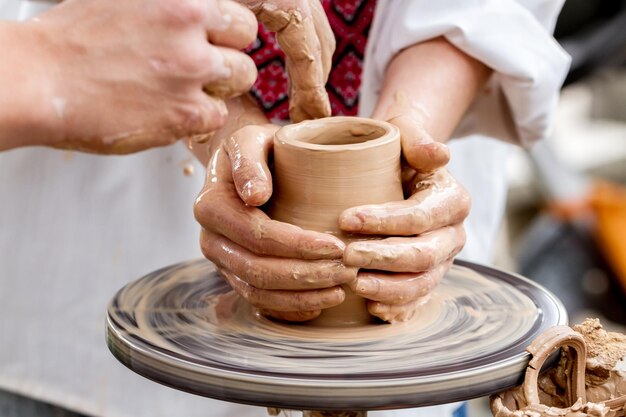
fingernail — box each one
[339,213,363,232]
[343,243,373,267]
[350,279,364,295]
[312,238,344,258]
[336,266,359,284]
[241,180,268,205]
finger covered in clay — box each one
[194,147,345,260]
[207,0,258,49]
[388,114,450,172]
[250,2,332,121]
[367,297,431,323]
[339,169,471,236]
[200,229,358,290]
[219,268,346,312]
[343,225,466,272]
[280,15,331,121]
[309,0,334,81]
[203,47,257,99]
[224,124,278,206]
[350,259,451,305]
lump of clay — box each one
[491,319,626,417]
[537,319,626,407]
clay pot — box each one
[269,116,403,326]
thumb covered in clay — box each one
[224,124,278,206]
[387,113,449,174]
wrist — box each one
[372,91,431,126]
[189,95,270,165]
[372,37,491,142]
[0,20,62,150]
[211,95,269,146]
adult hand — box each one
[194,105,357,322]
[3,0,258,153]
[237,0,334,121]
[339,108,471,322]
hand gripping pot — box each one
[490,326,626,417]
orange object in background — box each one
[591,181,626,294]
[545,180,626,295]
[547,197,593,222]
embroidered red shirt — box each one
[245,0,377,122]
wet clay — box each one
[269,409,365,417]
[573,319,626,404]
[109,261,540,376]
[248,1,333,121]
[183,163,195,177]
[491,319,626,417]
[268,117,403,326]
[534,319,626,409]
[106,258,566,410]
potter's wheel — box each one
[106,259,566,411]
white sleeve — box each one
[0,0,57,21]
[359,0,571,147]
[0,0,20,20]
[16,0,57,20]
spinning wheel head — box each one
[106,259,566,411]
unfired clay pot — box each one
[269,117,403,326]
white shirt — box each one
[0,1,569,417]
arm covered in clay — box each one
[0,0,257,154]
[236,0,335,121]
[338,38,490,321]
[194,96,358,322]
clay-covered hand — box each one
[236,0,334,121]
[16,0,258,154]
[194,123,357,322]
[339,112,470,323]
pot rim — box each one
[275,116,399,152]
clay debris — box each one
[491,319,626,417]
[537,319,626,407]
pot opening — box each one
[301,121,387,146]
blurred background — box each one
[472,1,626,414]
[493,0,626,332]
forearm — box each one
[0,21,58,151]
[372,37,492,142]
[189,94,269,166]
